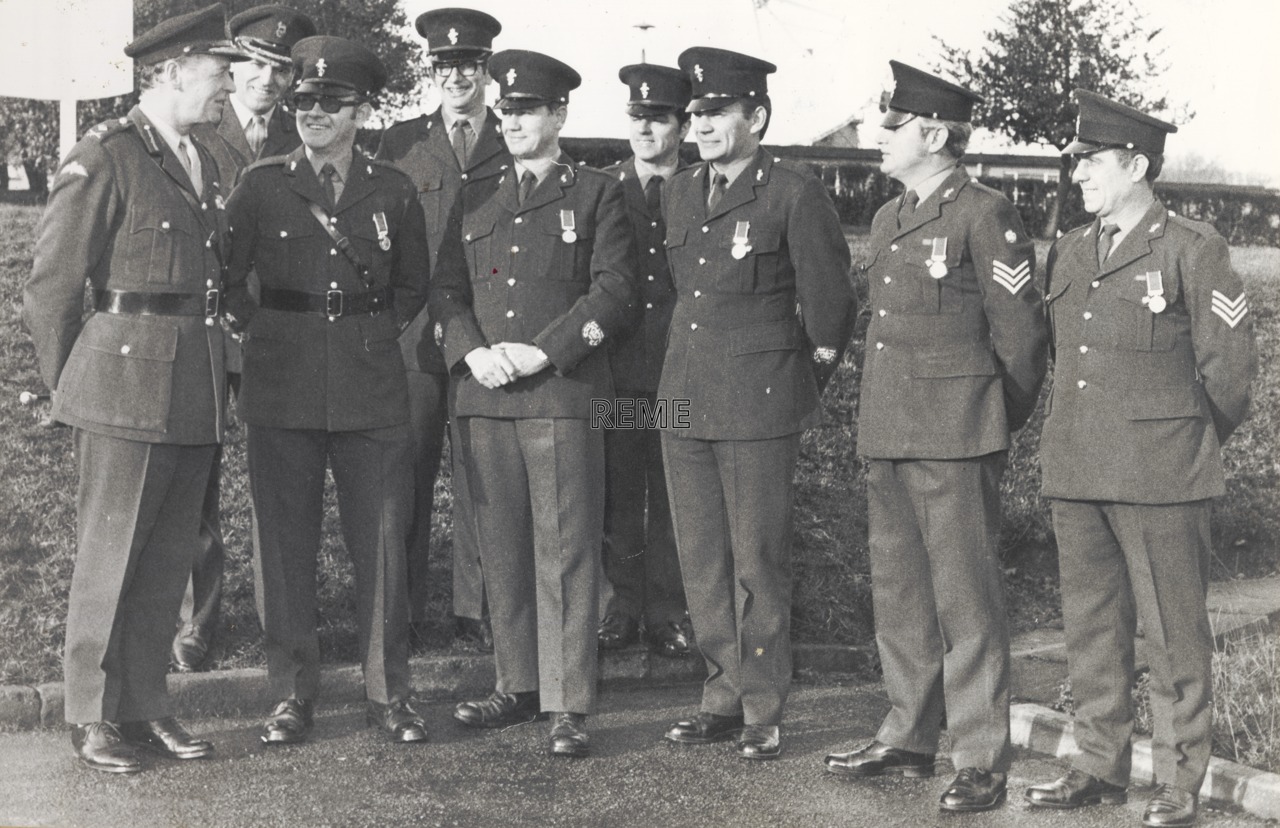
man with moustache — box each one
[432,49,636,758]
[658,47,855,761]
[377,7,507,653]
[173,3,316,675]
[596,63,692,657]
[23,3,244,773]
[823,62,1047,813]
[223,36,430,746]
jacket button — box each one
[875,342,884,350]
[645,302,653,309]
[280,230,288,238]
[650,248,657,254]
[690,323,698,330]
[1077,380,1087,389]
[514,217,523,224]
[507,278,516,286]
[161,221,170,230]
[120,345,131,355]
[1079,345,1089,354]
[650,221,658,228]
[506,310,515,318]
[884,276,891,284]
[1083,311,1093,320]
[1091,280,1100,288]
[694,290,701,298]
[890,244,898,252]
[460,173,468,181]
[878,309,886,317]
[701,226,709,233]
[647,275,654,281]
[698,257,706,265]
[511,245,520,253]
[330,249,337,256]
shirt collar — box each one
[634,157,678,190]
[229,94,275,130]
[514,155,558,185]
[304,147,353,183]
[910,165,956,205]
[137,101,186,158]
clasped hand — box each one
[464,343,550,389]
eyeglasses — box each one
[432,60,484,79]
[292,94,360,114]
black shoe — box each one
[171,624,211,672]
[645,619,693,657]
[548,713,589,758]
[260,698,314,746]
[71,722,143,774]
[598,613,640,650]
[1025,769,1127,809]
[454,616,493,653]
[939,768,1007,813]
[824,740,935,778]
[737,725,781,760]
[119,717,214,760]
[1142,784,1197,828]
[367,699,428,743]
[454,691,544,729]
[664,711,745,745]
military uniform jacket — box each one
[223,146,430,432]
[429,154,638,419]
[857,166,1048,460]
[1039,200,1257,503]
[377,108,509,375]
[23,106,229,445]
[194,99,301,186]
[656,149,855,441]
[602,157,683,394]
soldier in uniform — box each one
[596,63,692,657]
[431,49,637,758]
[173,3,316,675]
[376,7,507,653]
[659,47,856,761]
[22,3,244,773]
[823,62,1048,812]
[223,36,431,746]
[1025,91,1257,828]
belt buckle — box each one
[369,290,383,317]
[326,288,344,318]
[204,288,221,318]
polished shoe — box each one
[454,616,494,653]
[170,623,211,672]
[260,698,314,746]
[824,740,935,778]
[664,711,745,745]
[1142,784,1197,828]
[548,713,589,758]
[737,725,782,760]
[939,768,1007,813]
[454,691,545,729]
[598,613,640,650]
[71,722,143,774]
[367,699,428,743]
[119,717,214,760]
[1025,769,1128,809]
[645,619,693,658]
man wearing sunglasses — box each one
[173,4,317,678]
[376,8,507,655]
[223,35,431,746]
[823,62,1047,812]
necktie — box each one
[246,115,267,158]
[451,119,471,168]
[898,190,919,227]
[707,172,727,211]
[320,163,338,210]
[518,170,536,205]
[178,136,202,197]
[644,174,664,216]
[1097,224,1120,268]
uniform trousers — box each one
[461,416,603,714]
[64,430,216,723]
[247,424,412,704]
[179,444,225,636]
[1051,498,1214,792]
[448,382,485,621]
[602,390,683,626]
[661,431,801,726]
[867,453,1012,772]
[405,370,448,626]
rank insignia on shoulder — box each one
[61,161,89,179]
[1211,290,1248,328]
[813,346,837,364]
[993,259,1031,295]
[1005,229,1017,243]
[582,320,604,347]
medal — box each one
[560,209,577,244]
[1139,271,1166,313]
[731,220,752,260]
[925,237,948,279]
[373,212,390,251]
[1148,295,1167,313]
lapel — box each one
[617,158,648,219]
[514,153,574,216]
[216,99,253,159]
[262,104,300,158]
[892,165,968,241]
[1100,200,1166,278]
[1061,220,1101,286]
[705,148,770,222]
[422,110,460,171]
[282,145,330,210]
[464,108,506,173]
[334,155,379,214]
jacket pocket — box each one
[721,228,782,292]
[128,210,194,286]
[542,214,595,282]
[1125,385,1205,421]
[462,219,497,282]
[912,347,998,378]
[729,318,801,355]
[58,316,178,432]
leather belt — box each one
[95,288,220,318]
[260,286,392,318]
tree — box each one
[936,0,1185,235]
[1,0,427,193]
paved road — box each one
[0,681,1265,828]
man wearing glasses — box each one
[377,8,507,653]
[223,35,431,746]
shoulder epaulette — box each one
[85,117,134,143]
[1165,211,1220,240]
[243,155,290,175]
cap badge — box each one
[316,58,326,77]
[276,21,287,39]
[506,68,517,86]
[448,27,459,45]
[640,82,650,99]
[693,64,704,82]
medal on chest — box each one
[1138,271,1166,313]
[731,221,752,260]
[923,237,948,279]
[373,212,390,251]
[560,209,577,244]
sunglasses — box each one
[432,60,485,78]
[293,94,360,114]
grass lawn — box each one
[2,205,1277,765]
